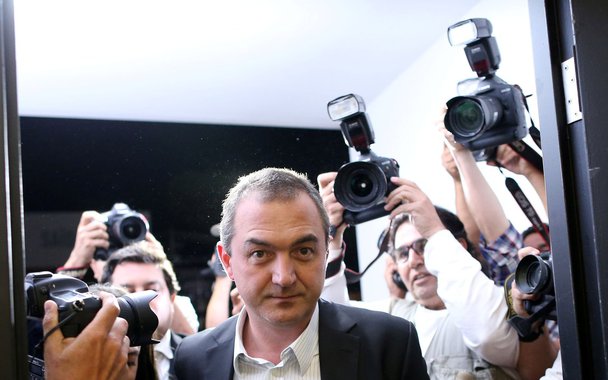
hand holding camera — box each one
[384,177,445,239]
[26,271,159,347]
[317,171,348,247]
[506,248,556,341]
[64,210,110,268]
[42,291,131,380]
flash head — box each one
[328,93,375,153]
[448,18,493,46]
[448,18,500,78]
[327,93,366,121]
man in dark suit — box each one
[174,168,428,379]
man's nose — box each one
[272,254,296,287]
[407,249,425,268]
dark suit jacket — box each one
[174,299,429,379]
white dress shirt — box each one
[154,329,173,380]
[232,304,321,380]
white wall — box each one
[355,0,546,301]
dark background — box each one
[19,116,360,328]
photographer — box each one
[42,291,131,380]
[102,242,184,380]
[319,172,521,378]
[57,209,199,337]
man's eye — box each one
[297,247,314,257]
[251,250,267,259]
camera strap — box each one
[502,175,550,247]
[507,140,543,173]
[343,227,391,285]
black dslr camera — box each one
[25,271,159,347]
[327,94,399,225]
[508,252,557,340]
[94,202,149,260]
[514,252,556,320]
[444,18,527,156]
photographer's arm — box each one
[43,292,130,380]
[491,144,548,213]
[441,126,521,285]
[59,211,109,282]
[205,252,234,328]
[441,142,481,247]
[442,131,510,243]
[317,172,350,305]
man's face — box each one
[524,232,550,252]
[218,192,327,331]
[394,222,444,310]
[110,262,175,340]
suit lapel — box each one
[318,301,359,380]
[205,317,237,379]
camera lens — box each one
[350,173,374,197]
[117,290,159,346]
[120,217,145,240]
[334,161,387,212]
[445,96,503,141]
[113,215,148,244]
[514,254,553,295]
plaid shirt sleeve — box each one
[479,222,523,285]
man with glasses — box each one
[319,172,520,379]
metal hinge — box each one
[561,57,583,124]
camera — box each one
[507,251,557,341]
[94,202,149,260]
[25,271,159,347]
[514,251,557,320]
[327,94,400,225]
[444,18,528,153]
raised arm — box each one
[440,142,481,247]
[317,171,350,305]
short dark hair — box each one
[522,223,550,241]
[101,242,180,295]
[220,167,330,253]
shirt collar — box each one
[154,329,174,359]
[233,304,319,376]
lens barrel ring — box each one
[334,161,388,212]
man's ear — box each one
[217,242,234,280]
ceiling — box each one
[13,1,480,129]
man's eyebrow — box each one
[291,234,319,247]
[243,234,319,249]
[243,238,273,248]
[117,280,162,288]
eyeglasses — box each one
[393,238,427,264]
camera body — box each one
[334,154,399,225]
[25,271,159,346]
[446,77,528,151]
[327,94,400,225]
[444,18,528,153]
[94,202,149,260]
